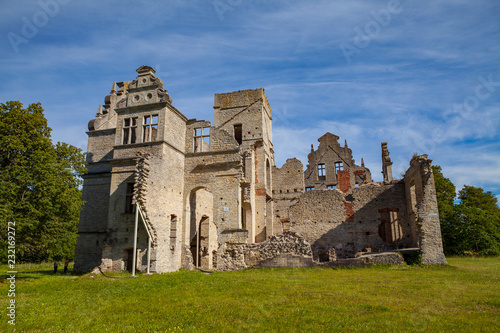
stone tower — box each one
[74,68,275,273]
[75,66,186,273]
[213,89,275,242]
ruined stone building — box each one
[74,66,447,273]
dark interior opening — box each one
[234,124,242,145]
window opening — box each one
[194,127,210,152]
[170,215,178,252]
[266,159,271,190]
[327,185,336,189]
[335,162,343,174]
[318,163,326,180]
[123,117,138,144]
[143,114,158,142]
[378,209,402,245]
[409,181,417,212]
[306,187,314,192]
[234,124,242,145]
[125,183,135,214]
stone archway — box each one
[187,187,215,269]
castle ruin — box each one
[74,66,447,273]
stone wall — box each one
[183,118,244,270]
[140,146,185,273]
[288,181,410,261]
[85,129,115,168]
[304,132,371,191]
[272,158,305,234]
[74,121,115,272]
[404,155,447,265]
[213,89,274,243]
[217,231,313,270]
[216,231,406,270]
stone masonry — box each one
[74,66,447,273]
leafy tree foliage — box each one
[0,101,86,262]
[459,185,500,213]
[432,165,456,221]
[433,166,500,255]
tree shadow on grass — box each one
[1,269,84,283]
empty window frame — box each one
[335,162,343,174]
[234,124,242,145]
[327,185,336,189]
[123,117,138,144]
[194,127,210,152]
[318,163,326,180]
[170,215,178,251]
[170,215,177,238]
[306,187,315,192]
[378,209,403,245]
[266,159,271,190]
[125,183,135,214]
[143,115,159,142]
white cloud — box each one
[0,0,499,198]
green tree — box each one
[459,185,500,213]
[446,203,500,255]
[433,165,500,255]
[0,101,86,262]
[432,165,456,221]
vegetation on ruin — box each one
[0,101,86,263]
[1,257,498,332]
[433,166,500,255]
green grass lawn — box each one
[1,257,499,332]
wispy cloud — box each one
[0,0,499,197]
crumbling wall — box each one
[217,231,313,270]
[304,132,371,191]
[272,158,305,234]
[213,89,274,242]
[381,142,393,182]
[404,155,447,265]
[183,119,244,269]
[288,181,409,261]
[213,89,269,149]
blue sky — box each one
[1,0,499,200]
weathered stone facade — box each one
[304,133,372,192]
[74,66,446,273]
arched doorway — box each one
[188,187,215,269]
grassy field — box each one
[1,257,499,332]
